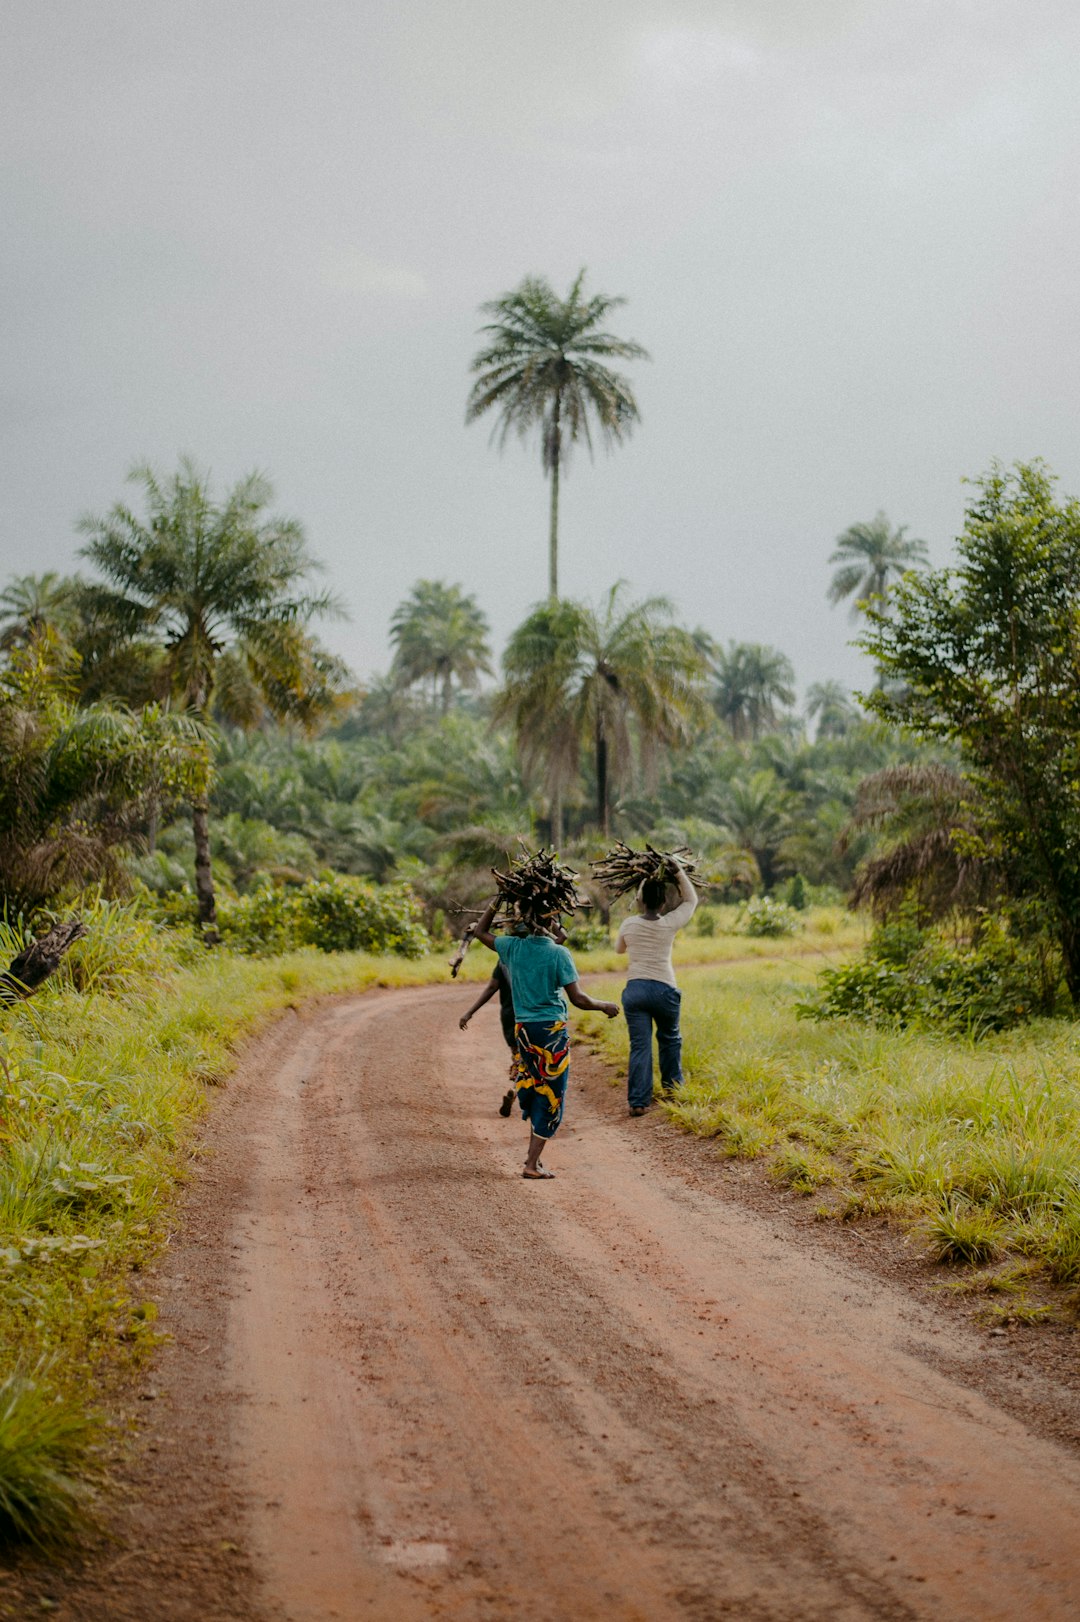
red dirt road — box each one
[15,984,1080,1621]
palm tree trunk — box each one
[548,406,561,603]
[191,797,218,938]
[596,721,609,836]
[550,785,563,849]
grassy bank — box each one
[0,905,491,1550]
[582,937,1080,1309]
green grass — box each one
[0,898,1027,1548]
[580,928,1080,1295]
[0,901,499,1548]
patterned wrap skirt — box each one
[513,1019,569,1140]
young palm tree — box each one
[805,680,859,741]
[828,512,929,620]
[713,769,796,891]
[711,643,795,742]
[78,459,342,931]
[389,580,492,712]
[0,573,78,650]
[0,634,209,915]
[498,584,707,839]
[466,271,649,600]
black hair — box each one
[641,877,666,912]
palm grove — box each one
[3,270,1078,1030]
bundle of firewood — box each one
[491,846,589,929]
[590,842,698,899]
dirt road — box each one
[16,985,1080,1621]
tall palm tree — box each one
[828,512,929,620]
[497,584,707,839]
[78,458,342,932]
[711,642,795,742]
[466,270,648,601]
[389,580,492,712]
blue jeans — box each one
[622,979,683,1108]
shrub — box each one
[215,884,303,956]
[691,906,717,938]
[734,896,801,938]
[783,873,808,911]
[799,915,1054,1036]
[563,918,610,952]
[300,876,429,957]
[216,875,429,958]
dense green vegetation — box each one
[6,446,1080,1549]
[0,904,497,1548]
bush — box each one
[216,875,429,959]
[783,874,808,911]
[300,876,429,957]
[563,918,610,952]
[734,896,801,938]
[799,915,1055,1036]
[691,906,717,937]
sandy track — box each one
[12,984,1080,1621]
[227,987,1080,1621]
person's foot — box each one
[629,1104,649,1117]
[522,1165,555,1179]
[499,1088,515,1117]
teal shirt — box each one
[493,935,577,1023]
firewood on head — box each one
[590,843,698,900]
[489,847,589,932]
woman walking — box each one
[473,896,618,1178]
[615,854,697,1116]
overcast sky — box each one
[3,1,1079,699]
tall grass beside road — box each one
[0,902,492,1551]
[582,936,1080,1296]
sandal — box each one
[522,1166,555,1180]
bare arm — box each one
[459,977,499,1030]
[564,981,619,1019]
[614,924,628,954]
[473,894,501,952]
[664,858,698,929]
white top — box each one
[614,868,698,989]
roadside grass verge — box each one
[0,901,490,1551]
[579,944,1080,1304]
[0,901,863,1548]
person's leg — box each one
[622,981,655,1111]
[499,1011,520,1116]
[654,984,684,1092]
[523,1130,551,1175]
[519,1020,568,1177]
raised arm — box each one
[473,894,501,951]
[664,857,698,929]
